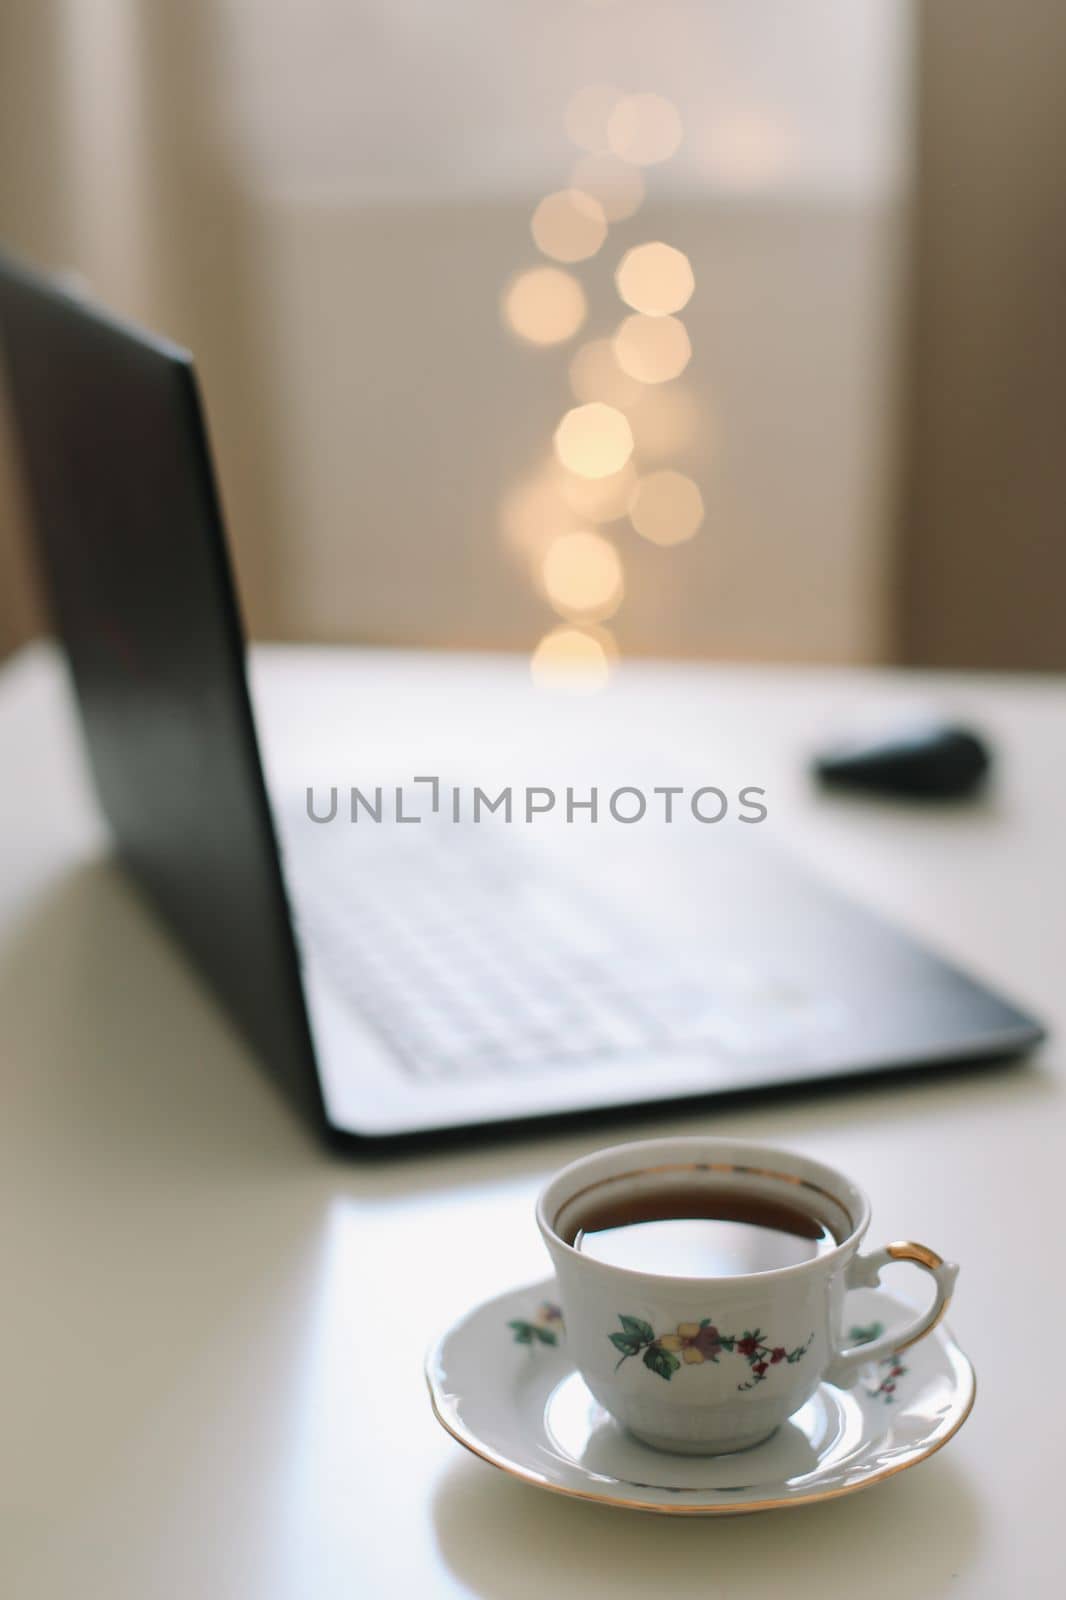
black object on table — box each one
[814,722,992,799]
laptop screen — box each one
[0,255,325,1130]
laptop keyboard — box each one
[284,819,825,1080]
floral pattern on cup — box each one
[607,1315,814,1388]
[849,1320,908,1402]
[508,1302,564,1347]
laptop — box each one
[0,252,1044,1146]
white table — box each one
[3,644,1062,1599]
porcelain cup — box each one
[536,1135,958,1455]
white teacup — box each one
[537,1136,958,1456]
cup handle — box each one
[824,1241,959,1389]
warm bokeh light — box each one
[629,469,705,546]
[556,458,636,522]
[531,624,615,692]
[615,242,694,316]
[569,154,645,222]
[564,84,621,154]
[626,382,703,460]
[568,338,642,410]
[607,93,683,166]
[554,402,634,479]
[613,314,691,384]
[541,530,624,620]
[502,267,587,345]
[508,73,698,673]
[500,469,579,561]
[531,188,608,264]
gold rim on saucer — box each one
[425,1285,976,1516]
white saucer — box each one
[426,1277,975,1516]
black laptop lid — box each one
[0,254,325,1130]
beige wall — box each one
[0,1,63,656]
[250,194,900,662]
[901,0,1066,671]
[1,1,906,667]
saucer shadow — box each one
[432,1448,984,1600]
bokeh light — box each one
[500,469,579,561]
[564,84,621,153]
[613,314,691,384]
[570,154,645,222]
[531,624,615,692]
[502,267,587,345]
[510,72,700,676]
[554,402,634,479]
[568,338,642,410]
[607,93,683,166]
[626,382,703,460]
[629,469,704,546]
[615,242,694,316]
[556,458,636,522]
[541,530,624,620]
[531,189,608,263]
